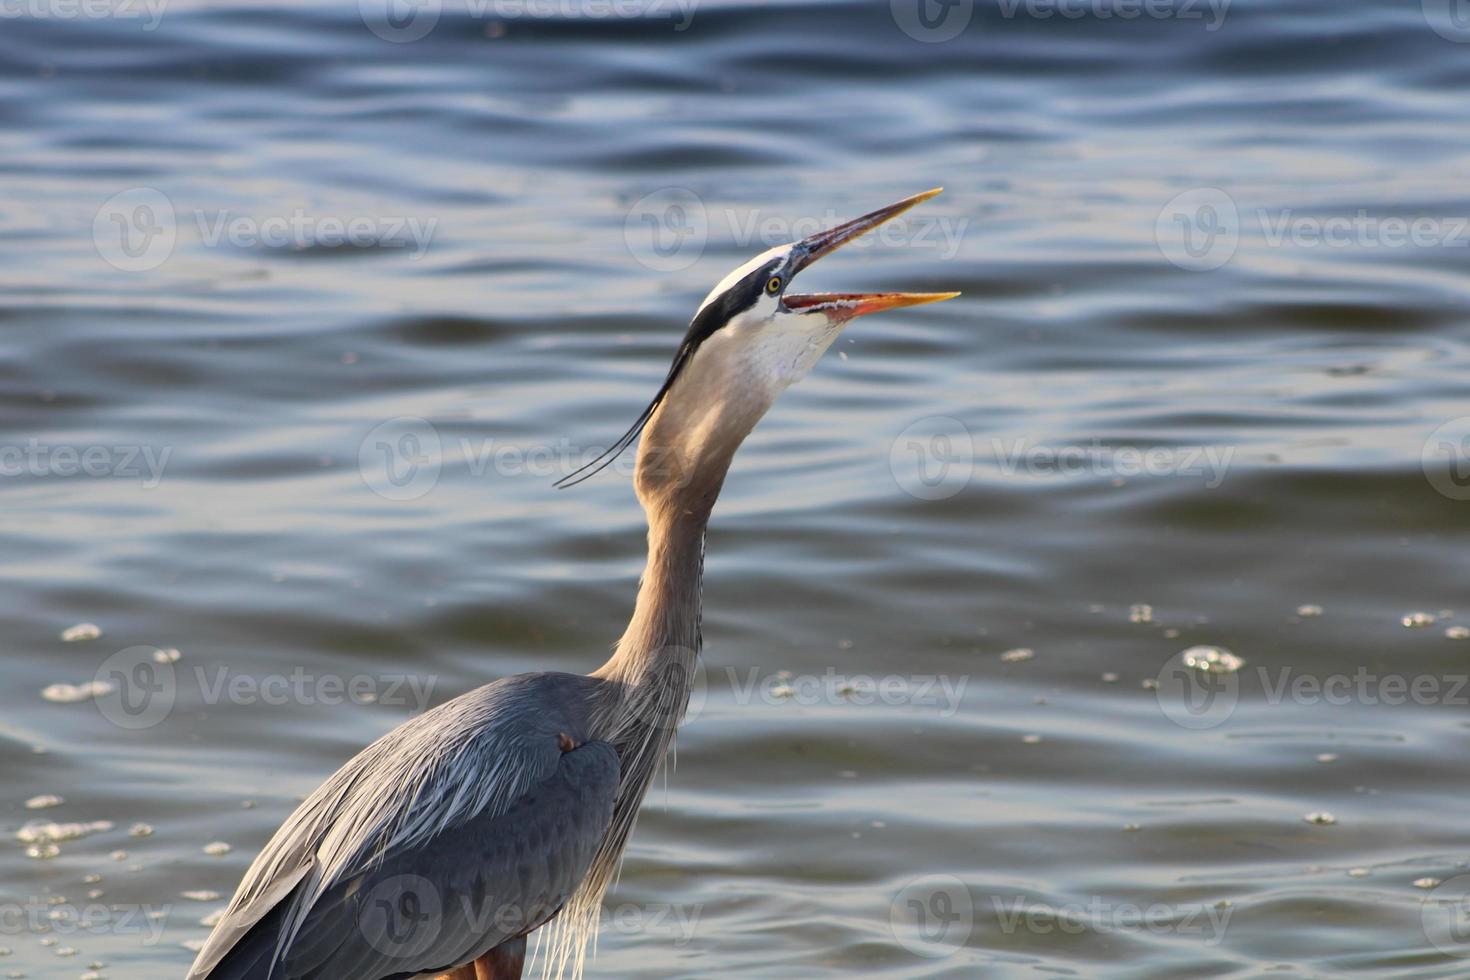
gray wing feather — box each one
[189,672,616,980]
[285,741,618,979]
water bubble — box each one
[1181,645,1245,674]
[202,841,232,857]
[1415,877,1442,890]
[1446,626,1469,640]
[16,820,113,844]
[128,824,154,838]
[24,795,64,810]
[1402,611,1438,628]
[999,648,1034,663]
[60,623,101,643]
[1303,811,1336,826]
[1129,603,1154,624]
[181,891,221,902]
[41,681,116,704]
[1296,604,1323,618]
[1316,753,1338,764]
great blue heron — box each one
[187,188,958,980]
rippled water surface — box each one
[4,0,1470,976]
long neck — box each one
[552,393,754,977]
[593,506,707,690]
[552,506,712,980]
[590,414,733,747]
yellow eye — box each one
[766,276,782,295]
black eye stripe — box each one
[683,258,782,349]
[554,255,786,488]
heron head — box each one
[558,188,959,513]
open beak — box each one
[782,187,960,318]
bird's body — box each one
[189,189,956,980]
